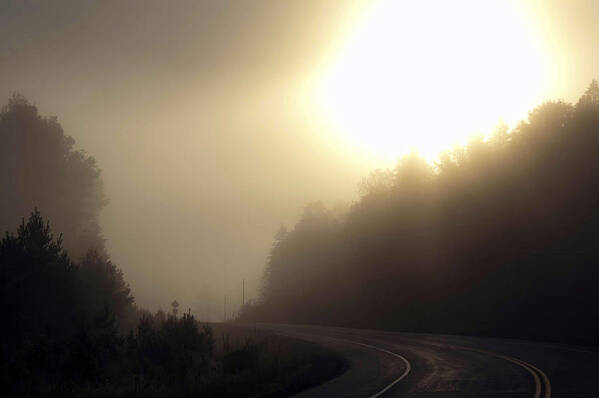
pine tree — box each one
[577,78,599,108]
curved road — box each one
[249,323,599,397]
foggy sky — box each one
[2,0,599,318]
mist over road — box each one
[248,323,598,397]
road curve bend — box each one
[332,338,411,398]
[247,323,598,397]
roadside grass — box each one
[208,323,348,397]
[2,318,347,398]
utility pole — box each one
[224,295,227,322]
[242,279,245,307]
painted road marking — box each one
[331,338,411,398]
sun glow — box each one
[318,0,548,161]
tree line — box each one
[0,94,147,394]
[0,94,345,396]
[242,80,599,345]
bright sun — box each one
[318,0,548,161]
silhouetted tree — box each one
[0,208,76,348]
[78,250,134,327]
[244,79,599,344]
[577,78,599,108]
[0,94,107,260]
[171,300,180,317]
[0,209,137,393]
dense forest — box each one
[0,96,342,397]
[3,79,599,392]
[242,80,599,345]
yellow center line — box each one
[468,348,551,398]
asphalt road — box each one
[249,323,599,397]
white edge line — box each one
[267,328,549,398]
[334,338,411,398]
